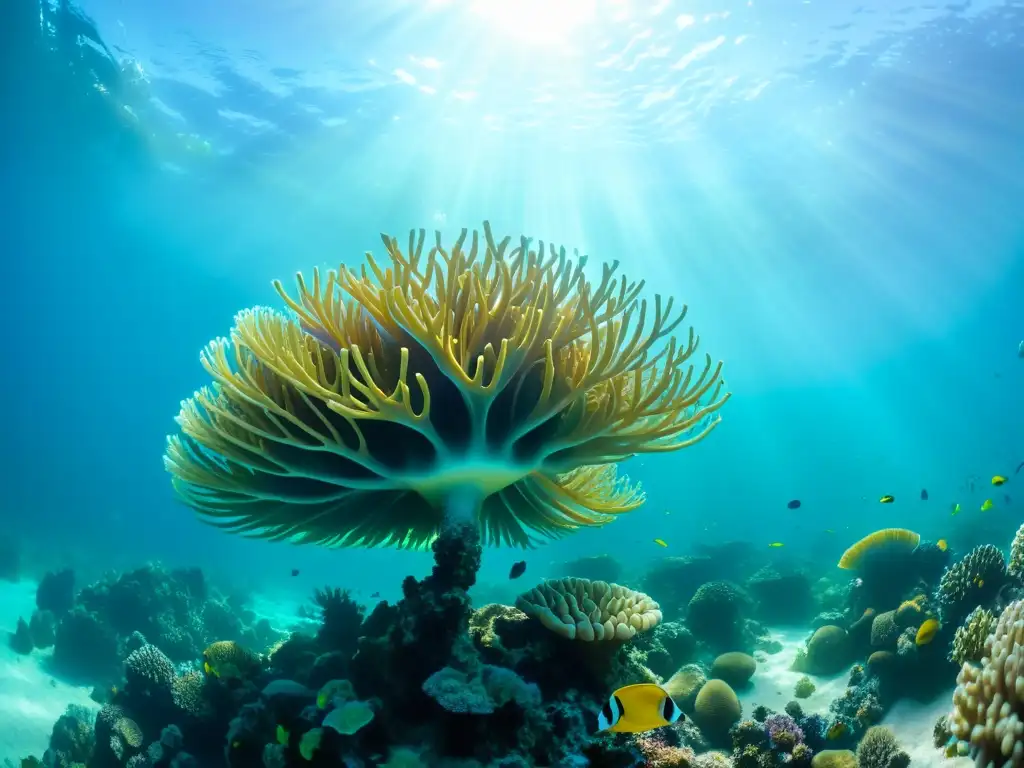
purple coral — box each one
[765,712,804,752]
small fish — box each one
[653,538,668,548]
[1019,340,1024,358]
[597,683,685,733]
[975,577,985,588]
[824,529,836,534]
[291,569,300,577]
[826,721,848,740]
[1016,460,1024,475]
[879,495,895,504]
[937,539,948,552]
[981,499,994,511]
[768,542,785,548]
[951,503,961,516]
[509,561,527,580]
[1006,495,1012,505]
[993,476,1007,486]
[915,618,940,646]
[787,499,802,510]
[370,591,380,598]
[920,489,929,501]
[277,724,290,746]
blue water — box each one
[1,0,1022,607]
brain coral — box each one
[694,679,742,741]
[811,749,857,768]
[803,625,849,674]
[950,606,995,666]
[938,544,1007,621]
[949,599,1024,766]
[164,222,730,553]
[710,652,757,687]
[870,611,901,648]
[515,577,661,641]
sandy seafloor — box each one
[746,628,972,768]
[0,583,970,765]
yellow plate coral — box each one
[165,222,729,549]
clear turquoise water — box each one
[1,0,1022,605]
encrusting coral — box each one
[514,577,662,641]
[949,599,1024,766]
[950,606,994,665]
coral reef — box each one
[687,581,750,650]
[1010,523,1024,579]
[152,222,729,767]
[765,712,805,752]
[855,726,910,768]
[41,704,96,767]
[746,566,813,624]
[37,563,280,683]
[949,599,1024,765]
[869,611,900,648]
[938,544,1007,623]
[949,605,994,665]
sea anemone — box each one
[165,222,729,562]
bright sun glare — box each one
[470,0,598,45]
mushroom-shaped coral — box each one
[514,577,661,641]
[164,222,729,554]
[938,544,1007,622]
[949,599,1024,766]
[950,606,994,665]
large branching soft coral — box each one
[165,222,729,550]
